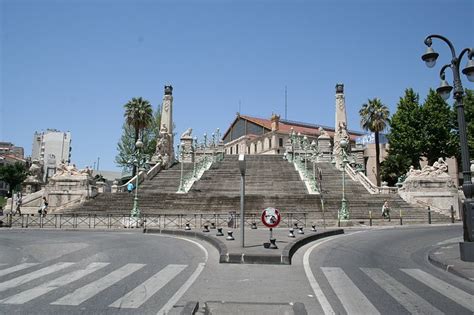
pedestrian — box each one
[381,200,391,221]
[127,182,134,193]
[14,192,22,216]
[38,196,48,217]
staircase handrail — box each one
[117,163,162,193]
[178,154,213,193]
[346,164,379,194]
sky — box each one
[1,0,473,172]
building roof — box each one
[222,114,364,141]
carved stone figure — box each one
[405,158,449,178]
[318,127,330,138]
[28,160,43,180]
[181,128,193,138]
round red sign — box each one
[261,207,281,228]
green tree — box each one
[461,89,474,159]
[116,105,161,174]
[123,97,153,176]
[380,153,412,186]
[0,163,28,196]
[421,89,458,164]
[385,88,423,171]
[359,98,390,186]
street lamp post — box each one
[303,136,309,177]
[290,128,296,162]
[131,138,144,219]
[339,139,350,222]
[193,136,198,177]
[421,35,474,261]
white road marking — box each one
[51,263,145,306]
[322,267,380,315]
[436,237,462,246]
[110,264,187,308]
[156,237,208,315]
[0,263,38,277]
[402,268,474,312]
[0,263,109,304]
[303,232,365,315]
[361,268,443,315]
[0,262,74,292]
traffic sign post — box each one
[261,207,281,249]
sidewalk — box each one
[428,238,474,282]
[145,226,344,265]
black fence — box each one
[0,212,307,230]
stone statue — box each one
[406,158,449,178]
[181,128,193,138]
[28,160,43,180]
[318,127,329,138]
[79,166,93,177]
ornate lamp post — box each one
[193,136,198,177]
[130,138,144,218]
[289,127,296,162]
[339,139,350,221]
[178,142,185,192]
[303,135,309,176]
[422,35,474,261]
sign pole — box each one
[238,154,246,248]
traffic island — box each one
[144,227,344,265]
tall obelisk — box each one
[161,85,174,164]
[333,83,349,169]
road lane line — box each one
[0,263,109,304]
[303,231,365,315]
[51,263,145,306]
[110,264,187,309]
[361,268,443,315]
[322,267,380,315]
[0,263,38,277]
[0,262,74,293]
[402,268,474,312]
[156,237,208,315]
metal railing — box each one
[0,212,307,230]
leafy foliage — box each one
[359,98,390,186]
[421,89,458,164]
[116,104,161,173]
[0,163,28,195]
[122,97,154,176]
[385,88,423,171]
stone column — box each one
[160,85,175,163]
[317,131,332,162]
[332,83,349,169]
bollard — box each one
[369,211,372,227]
[269,238,278,249]
[202,224,210,232]
[226,231,234,240]
[216,227,224,236]
[185,223,191,231]
[428,206,432,224]
[210,222,216,229]
[298,227,304,234]
[399,209,403,226]
[311,224,317,232]
[251,222,257,229]
[450,205,455,223]
[288,228,295,238]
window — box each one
[236,145,239,154]
[279,138,283,147]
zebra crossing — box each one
[0,261,189,310]
[310,266,474,314]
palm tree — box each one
[359,98,390,187]
[124,97,153,176]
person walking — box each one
[39,196,48,217]
[381,200,391,222]
[14,192,22,216]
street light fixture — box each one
[130,138,144,219]
[339,138,350,222]
[422,34,474,261]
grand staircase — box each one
[63,155,451,223]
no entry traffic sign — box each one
[261,207,281,228]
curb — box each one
[427,248,473,282]
[144,228,344,265]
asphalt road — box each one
[0,226,472,315]
[0,229,207,315]
[303,225,474,315]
